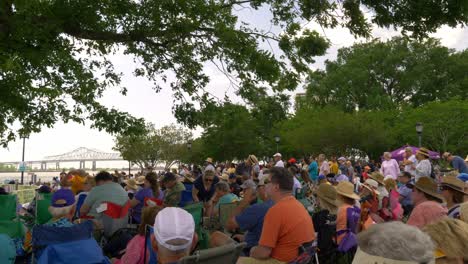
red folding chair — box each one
[101,200,131,238]
[144,197,163,207]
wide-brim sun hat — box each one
[135,176,145,185]
[363,179,380,195]
[247,154,258,164]
[414,177,444,202]
[336,181,360,200]
[416,147,430,158]
[125,179,138,190]
[369,172,385,185]
[441,175,468,195]
[352,248,435,264]
[316,184,337,206]
[273,153,282,157]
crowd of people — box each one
[1,147,468,264]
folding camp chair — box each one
[0,219,25,239]
[32,220,110,264]
[178,190,194,207]
[219,202,239,230]
[177,242,246,264]
[101,201,131,238]
[183,202,210,250]
[144,197,163,207]
[143,225,158,264]
[35,193,52,225]
[0,194,17,220]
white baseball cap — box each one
[273,153,282,157]
[154,207,195,251]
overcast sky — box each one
[1,7,467,162]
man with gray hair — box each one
[353,221,435,264]
[211,181,239,216]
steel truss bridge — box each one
[0,147,124,170]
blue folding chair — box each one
[144,225,158,264]
[32,221,110,264]
[178,190,194,207]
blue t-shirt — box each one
[308,161,318,181]
[398,185,413,206]
[133,187,154,223]
[235,200,274,249]
[452,156,468,174]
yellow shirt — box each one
[330,162,339,175]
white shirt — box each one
[292,176,302,195]
[404,155,418,176]
[415,159,431,181]
[275,160,285,168]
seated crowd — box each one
[1,149,468,264]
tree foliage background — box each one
[2,0,468,147]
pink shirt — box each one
[319,161,330,175]
[380,159,400,179]
[114,235,149,264]
[407,201,448,228]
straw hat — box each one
[247,154,258,164]
[414,177,443,202]
[363,179,380,195]
[220,173,229,181]
[206,157,213,163]
[369,172,385,185]
[135,176,145,185]
[316,184,337,206]
[441,175,468,195]
[416,147,430,158]
[125,178,138,191]
[336,181,360,200]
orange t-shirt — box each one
[259,196,316,262]
[336,204,352,243]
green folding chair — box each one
[219,202,239,230]
[184,202,203,229]
[0,194,17,220]
[0,220,25,238]
[35,193,53,224]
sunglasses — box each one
[205,178,214,182]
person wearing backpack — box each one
[313,184,338,264]
[335,181,361,261]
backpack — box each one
[337,206,360,253]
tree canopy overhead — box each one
[305,37,468,112]
[1,0,468,146]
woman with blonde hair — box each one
[384,178,403,220]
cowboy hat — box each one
[414,177,444,202]
[336,181,360,200]
[125,178,138,191]
[369,172,385,185]
[441,175,468,195]
[416,147,430,158]
[363,179,380,195]
[316,184,337,206]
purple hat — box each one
[335,174,349,183]
[51,189,75,208]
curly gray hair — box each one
[358,222,434,263]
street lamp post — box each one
[274,135,280,153]
[187,141,192,169]
[415,122,423,147]
[20,135,28,185]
